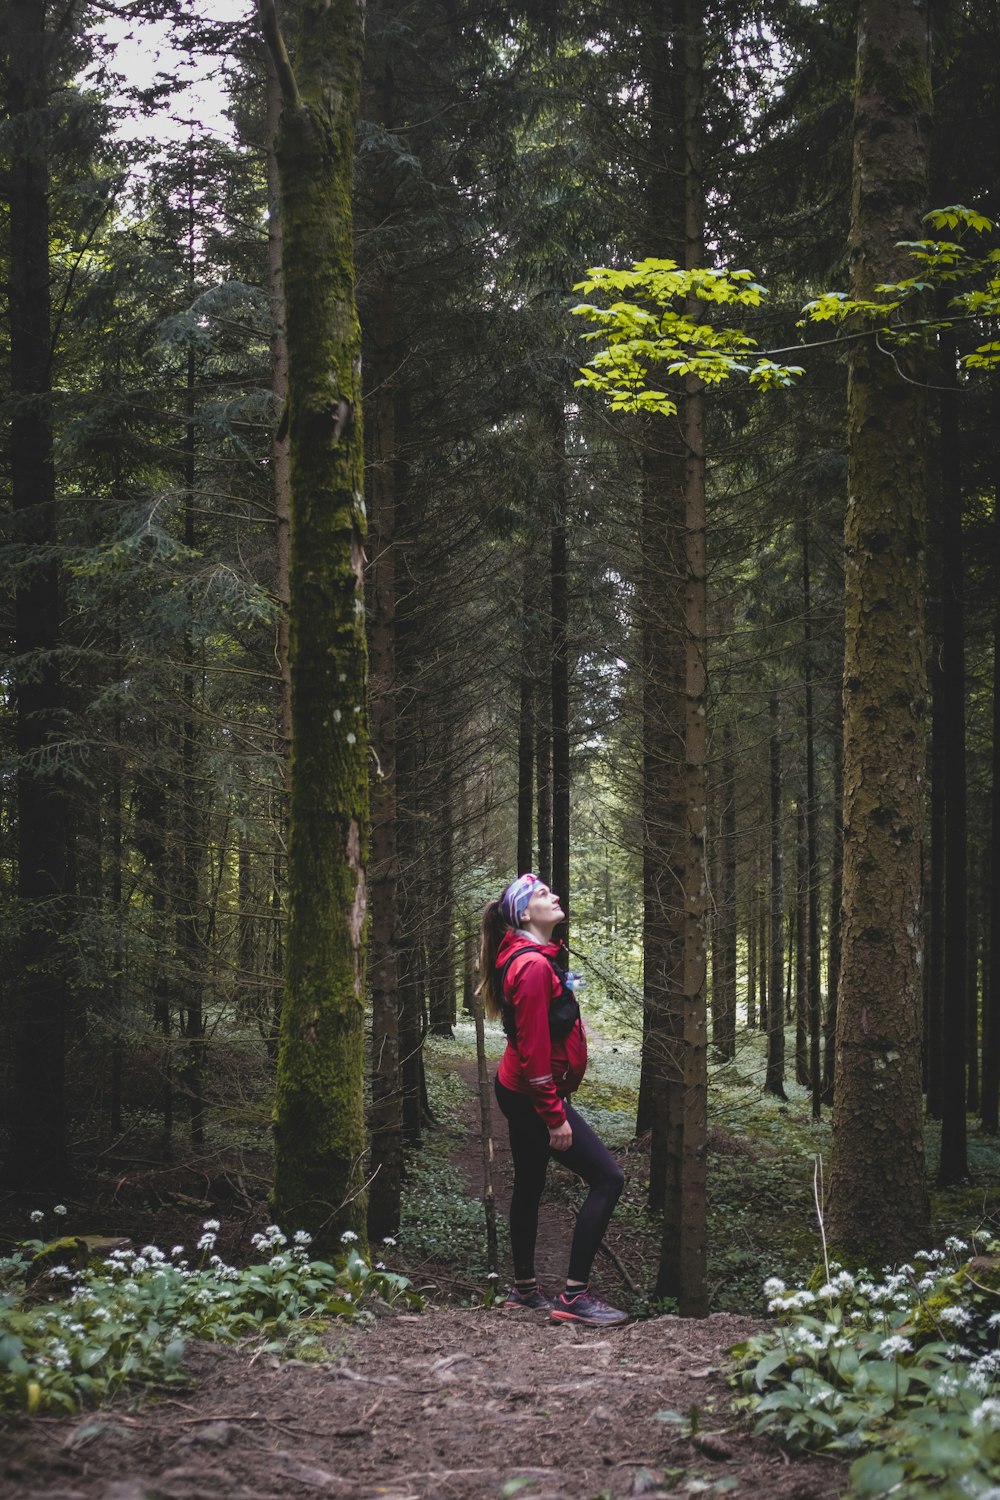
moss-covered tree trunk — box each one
[827,0,932,1260]
[261,0,369,1250]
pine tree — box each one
[261,0,370,1249]
[827,0,932,1259]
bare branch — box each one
[257,0,299,109]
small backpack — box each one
[497,949,581,1043]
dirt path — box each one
[0,1057,848,1500]
[2,1308,845,1500]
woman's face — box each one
[522,883,565,930]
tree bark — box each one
[983,479,1000,1133]
[262,0,370,1250]
[550,398,571,944]
[4,0,71,1193]
[937,327,968,1184]
[766,693,787,1099]
[802,517,823,1118]
[652,0,708,1318]
[828,0,932,1259]
[366,58,403,1232]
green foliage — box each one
[0,1217,418,1415]
[733,1237,1000,1499]
[573,208,1000,424]
[571,258,803,412]
[800,205,1000,369]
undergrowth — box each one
[0,1215,417,1415]
[734,1236,1000,1499]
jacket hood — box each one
[495,929,561,967]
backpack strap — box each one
[497,949,569,1042]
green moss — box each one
[269,0,370,1260]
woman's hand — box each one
[548,1119,572,1152]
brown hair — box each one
[476,898,509,1019]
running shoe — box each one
[502,1284,553,1313]
[550,1287,628,1326]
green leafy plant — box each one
[733,1234,1000,1498]
[0,1215,419,1414]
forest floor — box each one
[0,1047,850,1500]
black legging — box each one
[494,1075,625,1285]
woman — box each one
[478,871,627,1326]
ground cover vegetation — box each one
[3,0,1000,1492]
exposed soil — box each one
[0,1055,849,1500]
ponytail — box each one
[476,898,508,1019]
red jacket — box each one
[495,930,587,1128]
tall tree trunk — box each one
[516,569,534,876]
[266,14,292,1050]
[795,798,809,1087]
[926,657,946,1115]
[823,681,843,1103]
[179,162,205,1151]
[746,877,757,1029]
[720,730,737,1059]
[757,864,768,1032]
[937,327,968,1184]
[653,0,708,1317]
[765,693,787,1099]
[535,696,552,886]
[262,0,370,1250]
[366,71,403,1233]
[637,0,685,1205]
[983,489,1000,1132]
[4,0,70,1193]
[802,516,823,1118]
[828,0,932,1260]
[967,876,981,1116]
[550,397,571,945]
[428,725,456,1038]
[267,20,293,770]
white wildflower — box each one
[293,1230,312,1246]
[53,1204,67,1217]
[971,1398,1000,1431]
[382,1236,397,1247]
[340,1230,359,1244]
[201,1219,221,1233]
[880,1335,913,1358]
[196,1233,216,1252]
[763,1277,786,1297]
[29,1210,44,1224]
[939,1305,972,1328]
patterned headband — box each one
[499,872,539,928]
